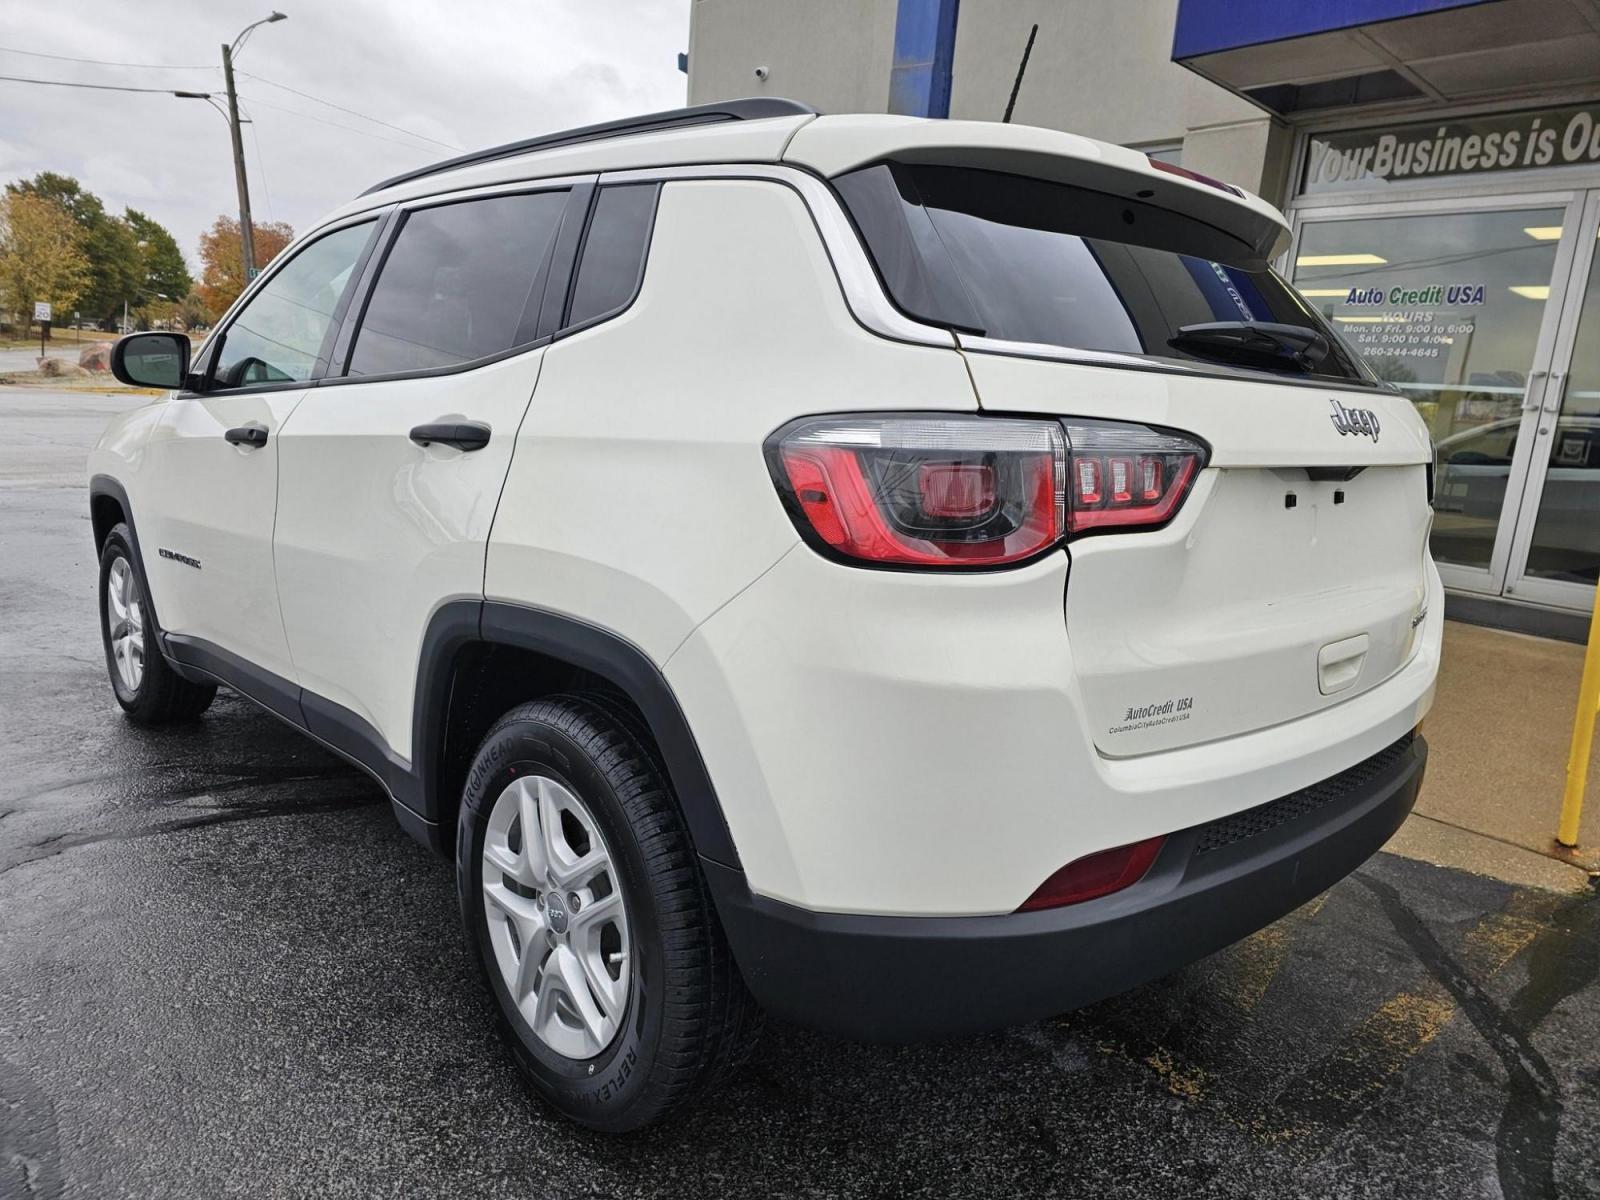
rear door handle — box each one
[409,421,491,452]
[224,424,269,449]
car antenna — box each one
[1002,23,1039,123]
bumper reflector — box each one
[1017,837,1166,911]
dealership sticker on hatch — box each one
[1110,695,1194,736]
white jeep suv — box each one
[93,99,1441,1131]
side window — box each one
[212,221,376,389]
[348,190,568,376]
[566,184,659,328]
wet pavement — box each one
[3,387,1599,1200]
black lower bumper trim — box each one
[706,734,1426,1042]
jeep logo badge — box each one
[1329,398,1380,442]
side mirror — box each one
[111,332,191,390]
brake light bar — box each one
[1146,156,1244,198]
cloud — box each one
[1,0,690,272]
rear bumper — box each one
[707,732,1425,1042]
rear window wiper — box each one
[1168,321,1330,374]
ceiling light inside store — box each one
[1508,285,1550,300]
[1523,226,1563,240]
[1296,288,1349,296]
[1296,253,1387,266]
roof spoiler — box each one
[785,115,1291,261]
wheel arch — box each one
[414,600,742,869]
[88,475,165,638]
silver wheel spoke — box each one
[553,945,608,1047]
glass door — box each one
[1290,194,1587,598]
[1504,191,1600,608]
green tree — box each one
[0,191,90,332]
[6,172,140,325]
[124,208,193,318]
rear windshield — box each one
[834,162,1373,385]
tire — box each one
[97,524,216,725]
[458,694,762,1132]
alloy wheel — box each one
[106,556,145,694]
[481,774,632,1060]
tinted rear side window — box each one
[835,163,1369,384]
[349,189,567,376]
[566,184,659,328]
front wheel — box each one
[97,525,216,725]
[458,695,761,1131]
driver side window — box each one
[212,220,376,389]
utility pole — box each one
[218,13,286,285]
[221,42,256,285]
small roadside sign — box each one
[247,267,260,280]
[32,300,51,322]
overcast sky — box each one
[0,0,690,273]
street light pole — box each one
[220,12,286,286]
[220,42,256,285]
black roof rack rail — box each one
[359,97,818,197]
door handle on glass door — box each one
[409,421,491,452]
[225,424,269,449]
[1521,370,1548,412]
[1543,373,1566,415]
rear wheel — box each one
[458,695,761,1131]
[97,525,215,725]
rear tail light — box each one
[1062,420,1205,534]
[1017,836,1165,911]
[766,416,1066,567]
[766,414,1207,568]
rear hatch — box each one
[829,148,1434,756]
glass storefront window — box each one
[1525,235,1600,586]
[1292,207,1564,570]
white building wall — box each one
[687,0,1297,202]
[687,0,901,115]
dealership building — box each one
[687,0,1600,638]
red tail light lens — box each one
[767,415,1207,566]
[767,416,1066,567]
[1017,836,1165,911]
[1062,420,1205,534]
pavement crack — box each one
[1355,873,1563,1200]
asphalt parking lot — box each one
[3,387,1599,1200]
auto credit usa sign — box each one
[1304,102,1600,193]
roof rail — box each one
[359,97,819,196]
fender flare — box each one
[88,475,174,660]
[413,600,743,869]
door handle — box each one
[1543,372,1567,415]
[409,421,491,452]
[224,424,269,449]
[1521,369,1548,413]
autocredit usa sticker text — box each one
[1109,695,1193,735]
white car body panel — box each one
[485,178,977,663]
[137,390,305,682]
[666,537,1441,915]
[273,350,547,761]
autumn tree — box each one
[124,208,193,318]
[0,191,90,335]
[197,216,293,319]
[6,172,139,325]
